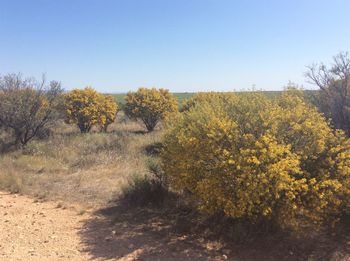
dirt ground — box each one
[0,191,92,260]
[0,191,228,260]
[1,191,350,261]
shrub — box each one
[161,90,350,231]
[98,95,119,132]
[180,92,227,112]
[121,175,168,206]
[121,157,169,207]
[124,88,178,131]
[306,52,350,136]
[146,157,166,185]
[0,73,63,147]
[64,87,118,133]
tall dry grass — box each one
[0,113,162,209]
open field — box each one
[0,113,159,209]
[1,111,350,260]
[0,83,348,261]
[2,1,349,259]
[1,91,314,207]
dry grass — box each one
[1,113,350,260]
[0,113,162,209]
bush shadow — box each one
[78,203,225,260]
[77,198,350,261]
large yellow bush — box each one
[64,87,118,133]
[161,91,350,230]
[98,95,119,132]
[124,88,178,131]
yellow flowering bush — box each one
[98,95,119,132]
[64,87,118,133]
[124,88,178,131]
[180,92,229,112]
[161,90,350,231]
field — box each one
[2,90,292,206]
[0,114,158,209]
[2,1,349,259]
[0,107,349,260]
[0,88,349,261]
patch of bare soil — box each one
[0,191,91,260]
[1,191,350,261]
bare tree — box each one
[305,52,350,135]
[0,73,63,147]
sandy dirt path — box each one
[2,191,349,261]
[0,192,224,261]
[0,191,93,261]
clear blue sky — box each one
[1,0,349,92]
